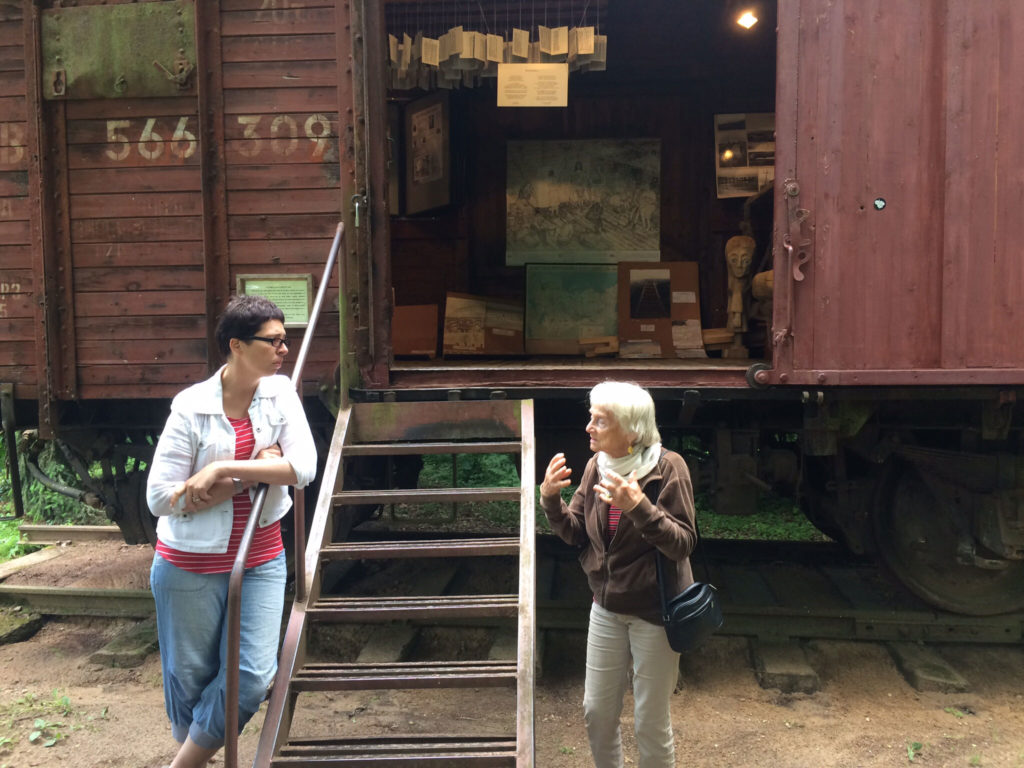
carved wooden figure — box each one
[724,235,755,358]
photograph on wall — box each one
[405,91,450,214]
[714,113,775,199]
[628,267,672,319]
[524,263,618,354]
[506,139,661,266]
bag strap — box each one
[644,451,711,619]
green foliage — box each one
[0,520,40,564]
[413,452,827,541]
[16,440,107,527]
[944,706,966,719]
[404,453,523,529]
[698,496,830,542]
[28,718,64,747]
[0,690,82,750]
[907,742,923,762]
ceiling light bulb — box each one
[737,11,758,29]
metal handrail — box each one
[224,223,344,768]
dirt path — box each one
[0,543,1022,767]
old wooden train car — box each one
[2,0,1023,615]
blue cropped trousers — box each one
[150,551,285,749]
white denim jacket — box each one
[146,367,317,553]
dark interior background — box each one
[386,0,778,348]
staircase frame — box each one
[253,398,537,766]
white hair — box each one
[589,381,661,449]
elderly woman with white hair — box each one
[540,380,697,768]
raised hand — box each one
[540,453,572,499]
[594,469,644,511]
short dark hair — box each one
[215,295,285,357]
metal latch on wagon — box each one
[41,0,197,100]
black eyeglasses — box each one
[247,335,289,349]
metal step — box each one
[291,660,517,691]
[322,537,520,560]
[272,735,517,765]
[308,594,519,622]
[333,487,520,505]
[344,441,522,456]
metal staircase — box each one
[253,398,537,766]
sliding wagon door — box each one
[769,0,1024,386]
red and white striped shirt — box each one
[156,416,283,573]
[607,504,623,543]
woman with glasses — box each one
[146,294,316,768]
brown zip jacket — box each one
[540,448,698,624]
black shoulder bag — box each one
[645,464,724,653]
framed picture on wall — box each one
[524,263,618,354]
[713,113,775,199]
[405,91,450,214]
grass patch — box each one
[698,494,830,542]
[0,520,41,564]
[399,453,828,543]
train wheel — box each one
[873,461,1024,615]
[108,470,157,546]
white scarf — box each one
[597,442,662,485]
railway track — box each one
[1,527,1022,646]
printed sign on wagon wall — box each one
[497,63,569,107]
[237,275,313,328]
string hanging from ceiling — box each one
[385,0,609,91]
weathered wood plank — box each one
[225,163,339,191]
[221,33,336,63]
[227,213,339,240]
[0,366,35,386]
[73,241,204,268]
[76,315,206,340]
[70,192,202,219]
[0,244,29,268]
[66,97,196,120]
[226,237,338,264]
[74,291,205,317]
[227,188,340,215]
[0,96,23,118]
[221,0,333,10]
[0,20,22,43]
[0,45,22,71]
[65,114,200,146]
[73,266,204,292]
[0,318,37,341]
[223,87,338,115]
[221,8,334,37]
[224,138,339,166]
[0,193,27,219]
[77,338,208,365]
[70,166,200,195]
[0,123,27,170]
[222,111,337,139]
[0,268,31,291]
[222,60,337,89]
[0,340,34,365]
[0,219,28,243]
[78,363,209,387]
[0,70,22,97]
[71,217,203,243]
[68,142,202,170]
[0,170,28,196]
[77,382,182,399]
